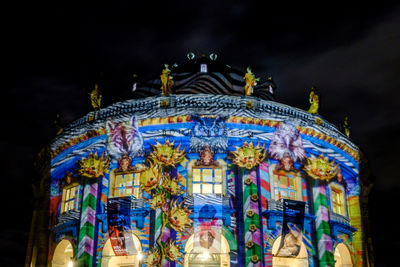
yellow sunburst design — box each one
[303,154,339,181]
[77,151,109,178]
[165,239,183,264]
[145,247,161,266]
[139,161,161,193]
[231,141,267,169]
[148,140,186,167]
[167,199,192,233]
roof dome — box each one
[134,54,276,101]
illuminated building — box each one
[26,55,373,267]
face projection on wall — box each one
[269,123,305,171]
[107,115,144,159]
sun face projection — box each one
[77,152,110,179]
[303,154,339,181]
[148,140,186,167]
[231,141,267,170]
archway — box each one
[334,243,353,267]
[184,233,230,267]
[101,233,142,267]
[271,236,308,267]
[51,239,74,267]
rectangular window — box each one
[273,171,297,201]
[192,167,223,195]
[62,185,80,213]
[331,186,345,216]
[113,172,141,198]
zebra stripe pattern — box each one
[135,60,275,101]
[312,180,334,267]
[78,182,98,266]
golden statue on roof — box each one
[307,86,319,114]
[89,83,102,110]
[160,64,173,96]
[244,67,259,96]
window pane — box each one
[202,169,213,182]
[290,191,295,199]
[193,184,201,194]
[289,178,295,189]
[193,169,201,182]
[274,176,279,187]
[202,184,213,194]
[134,173,140,185]
[214,184,222,194]
[281,191,288,197]
[274,189,279,200]
[280,176,288,187]
[214,169,222,182]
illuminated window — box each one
[192,167,223,195]
[61,184,80,213]
[111,170,141,198]
[272,170,301,201]
[330,184,346,216]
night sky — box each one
[3,1,400,266]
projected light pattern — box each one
[45,57,365,267]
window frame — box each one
[110,168,142,199]
[188,159,227,196]
[61,183,80,214]
[269,163,303,201]
[329,182,347,216]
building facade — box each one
[26,56,371,267]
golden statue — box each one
[243,67,259,96]
[343,116,351,137]
[160,64,173,96]
[307,86,319,114]
[89,83,102,110]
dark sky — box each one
[3,1,400,266]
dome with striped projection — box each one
[28,55,369,267]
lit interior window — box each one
[62,184,80,213]
[112,171,141,198]
[331,184,346,216]
[273,170,298,201]
[192,167,223,195]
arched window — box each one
[271,235,308,267]
[51,239,74,267]
[329,183,347,216]
[61,183,80,213]
[188,159,227,196]
[184,233,230,267]
[101,233,142,267]
[110,169,141,198]
[269,164,303,201]
[334,243,353,267]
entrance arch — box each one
[51,239,74,267]
[334,243,353,267]
[101,233,142,267]
[184,233,230,267]
[271,236,308,267]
